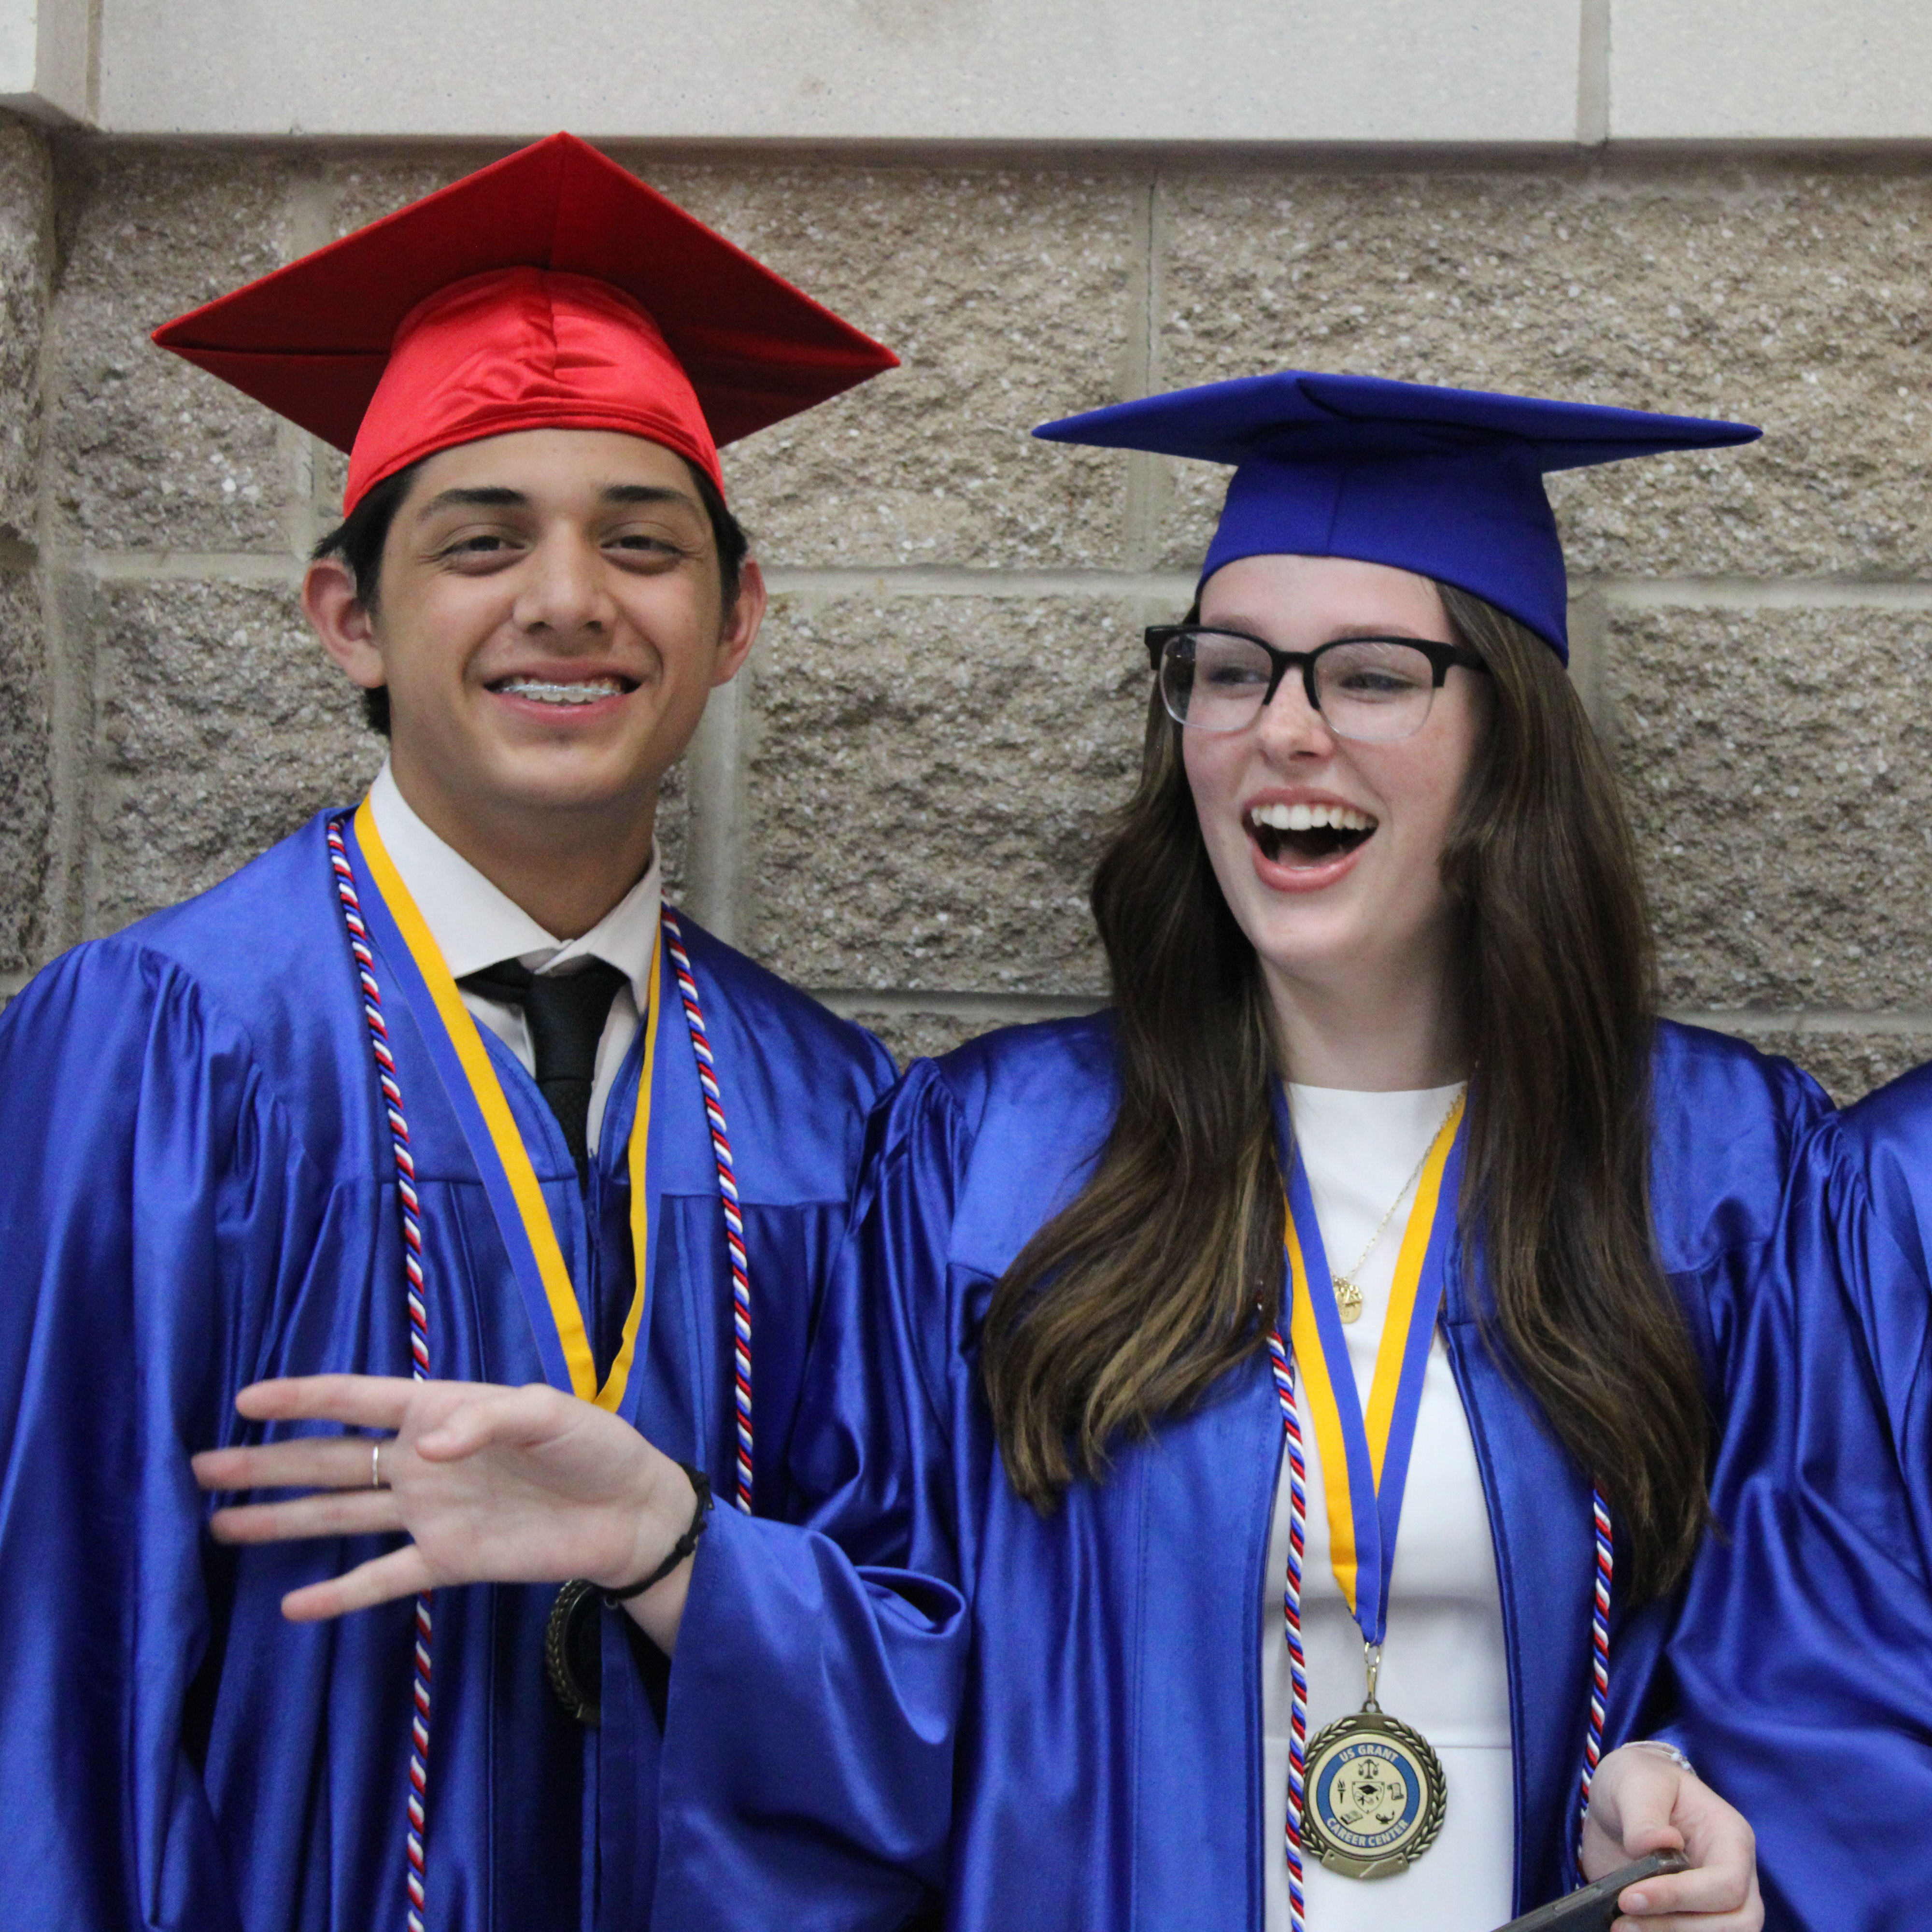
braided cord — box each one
[660,908,754,1515]
[328,817,434,1932]
[1578,1484,1614,1853]
[1266,1326,1309,1932]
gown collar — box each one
[367,757,661,1013]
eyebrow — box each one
[599,484,700,511]
[415,486,528,519]
[415,482,702,520]
[1208,615,1446,644]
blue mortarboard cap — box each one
[1034,372,1760,661]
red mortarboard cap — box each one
[152,132,898,511]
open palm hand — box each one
[192,1375,687,1624]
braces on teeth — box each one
[497,679,625,705]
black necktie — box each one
[459,957,629,1179]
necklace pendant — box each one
[1332,1275,1364,1324]
[1302,1705,1447,1878]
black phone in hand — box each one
[1491,1852,1690,1932]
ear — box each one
[709,555,767,689]
[303,556,387,692]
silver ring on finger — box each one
[371,1439,385,1490]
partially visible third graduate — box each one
[1800,1059,1932,1570]
[192,377,1932,1931]
[0,135,899,1930]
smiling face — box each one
[307,426,762,853]
[1184,553,1490,1043]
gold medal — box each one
[1301,1647,1447,1877]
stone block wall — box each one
[5,133,1932,1100]
[0,118,50,985]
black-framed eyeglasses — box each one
[1144,624,1489,741]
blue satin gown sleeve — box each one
[1651,1094,1932,1932]
[652,1060,975,1931]
[1826,1063,1932,1558]
[0,943,325,1931]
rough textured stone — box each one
[1156,168,1932,579]
[836,1004,1111,1069]
[0,121,51,546]
[49,149,303,553]
[654,757,688,907]
[839,1007,994,1069]
[89,579,381,934]
[608,163,1141,570]
[0,568,50,974]
[745,592,1147,993]
[1610,604,1932,1012]
[1709,1024,1932,1107]
[27,142,1932,1090]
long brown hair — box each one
[980,583,1710,1604]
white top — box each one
[1262,1083,1514,1932]
[367,760,661,1155]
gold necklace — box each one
[1329,1087,1466,1325]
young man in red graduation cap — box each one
[0,134,899,1932]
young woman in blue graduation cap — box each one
[639,376,1932,1932]
[212,375,1932,1932]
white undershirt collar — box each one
[367,759,660,1010]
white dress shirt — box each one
[367,760,661,1156]
[1263,1082,1514,1932]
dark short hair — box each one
[313,455,752,737]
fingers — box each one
[1617,1817,1760,1928]
[1602,1762,1687,1857]
[1616,1863,1759,1922]
[280,1545,434,1622]
[193,1434,388,1495]
[413,1383,569,1461]
[1614,1818,1687,1861]
[209,1490,405,1545]
[233,1375,419,1429]
[1615,1881,1763,1932]
[1594,1748,1762,1931]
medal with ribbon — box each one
[1278,1087,1465,1881]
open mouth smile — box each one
[1245,799,1378,867]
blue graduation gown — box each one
[1822,1065,1932,1566]
[653,1016,1932,1932]
[0,810,895,1932]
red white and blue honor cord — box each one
[1265,1323,1616,1932]
[1580,1486,1614,1840]
[330,816,756,1927]
[662,908,754,1515]
[1267,1326,1312,1932]
[329,819,435,1932]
